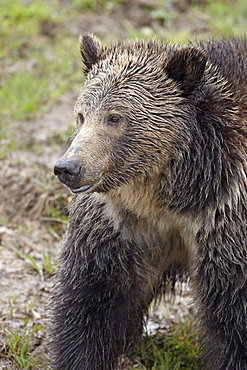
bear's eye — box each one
[78,113,84,125]
[106,114,122,126]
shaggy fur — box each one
[52,35,247,370]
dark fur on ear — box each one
[166,47,207,94]
[79,33,107,74]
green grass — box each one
[205,0,247,36]
[134,322,201,370]
[127,0,247,43]
[14,246,58,281]
[4,36,82,120]
[6,329,36,370]
[4,318,200,370]
[0,0,81,158]
[5,325,48,370]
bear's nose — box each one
[54,158,82,187]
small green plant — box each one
[43,253,58,274]
[134,321,201,369]
[6,325,42,370]
[42,204,68,224]
[14,247,57,281]
[48,226,63,241]
[14,247,44,281]
[41,197,69,238]
[8,295,19,317]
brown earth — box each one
[0,94,73,369]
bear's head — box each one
[54,34,207,194]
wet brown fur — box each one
[52,35,247,370]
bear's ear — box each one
[79,33,107,74]
[166,47,207,94]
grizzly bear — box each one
[52,34,247,370]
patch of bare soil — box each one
[0,94,73,369]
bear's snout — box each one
[54,158,82,189]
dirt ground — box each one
[0,94,74,369]
[0,1,206,368]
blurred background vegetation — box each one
[0,0,246,369]
[1,0,246,139]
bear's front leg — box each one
[196,226,247,370]
[51,197,153,370]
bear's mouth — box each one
[70,184,93,193]
[70,180,100,194]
